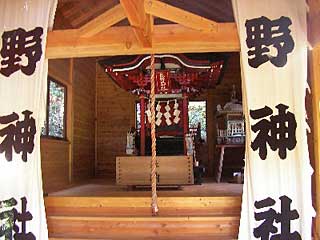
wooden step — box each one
[45,196,241,217]
[46,196,241,239]
[50,236,238,240]
[47,215,240,239]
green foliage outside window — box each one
[42,78,66,139]
[188,101,207,141]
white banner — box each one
[232,0,315,239]
[0,1,57,239]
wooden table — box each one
[215,144,244,183]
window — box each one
[188,101,207,141]
[42,77,67,139]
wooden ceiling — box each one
[47,0,319,59]
[53,0,234,30]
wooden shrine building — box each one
[40,0,320,239]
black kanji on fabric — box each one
[254,195,301,240]
[0,112,19,161]
[245,16,294,68]
[254,197,277,240]
[0,111,36,162]
[13,197,36,240]
[0,198,18,240]
[0,27,43,77]
[250,104,297,160]
[14,110,36,162]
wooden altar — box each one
[116,156,194,186]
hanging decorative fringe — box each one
[150,54,159,215]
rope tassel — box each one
[150,54,159,215]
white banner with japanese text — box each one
[232,0,315,239]
[0,1,57,239]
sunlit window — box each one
[41,77,66,139]
[188,101,207,141]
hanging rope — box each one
[150,54,159,215]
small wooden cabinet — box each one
[116,156,194,186]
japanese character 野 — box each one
[254,195,301,240]
[250,104,296,160]
[245,16,294,68]
[0,198,17,240]
[0,110,36,162]
[0,27,43,77]
[13,197,35,240]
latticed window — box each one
[41,77,66,139]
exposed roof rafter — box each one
[144,0,218,32]
[79,4,127,38]
[120,0,153,48]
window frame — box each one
[41,76,67,140]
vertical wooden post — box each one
[183,92,189,155]
[140,94,146,156]
[311,47,320,240]
[67,58,74,183]
[207,89,215,177]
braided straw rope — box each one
[150,54,158,215]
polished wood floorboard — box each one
[49,178,243,197]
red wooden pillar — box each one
[183,92,189,155]
[139,94,145,156]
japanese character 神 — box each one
[250,104,296,160]
[0,111,36,162]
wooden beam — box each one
[310,46,320,240]
[79,4,126,38]
[120,0,153,47]
[144,0,217,32]
[46,23,239,59]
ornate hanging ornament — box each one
[164,100,172,125]
[173,99,180,124]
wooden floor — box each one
[49,177,243,197]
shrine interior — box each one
[40,0,315,198]
[42,50,245,194]
[38,0,320,239]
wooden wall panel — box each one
[41,139,69,193]
[41,59,71,193]
[72,58,96,181]
[96,65,136,178]
[48,59,71,84]
[42,57,96,192]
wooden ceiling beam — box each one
[144,0,217,32]
[79,4,126,38]
[46,23,239,59]
[120,0,153,48]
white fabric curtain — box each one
[0,1,57,239]
[232,0,315,239]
